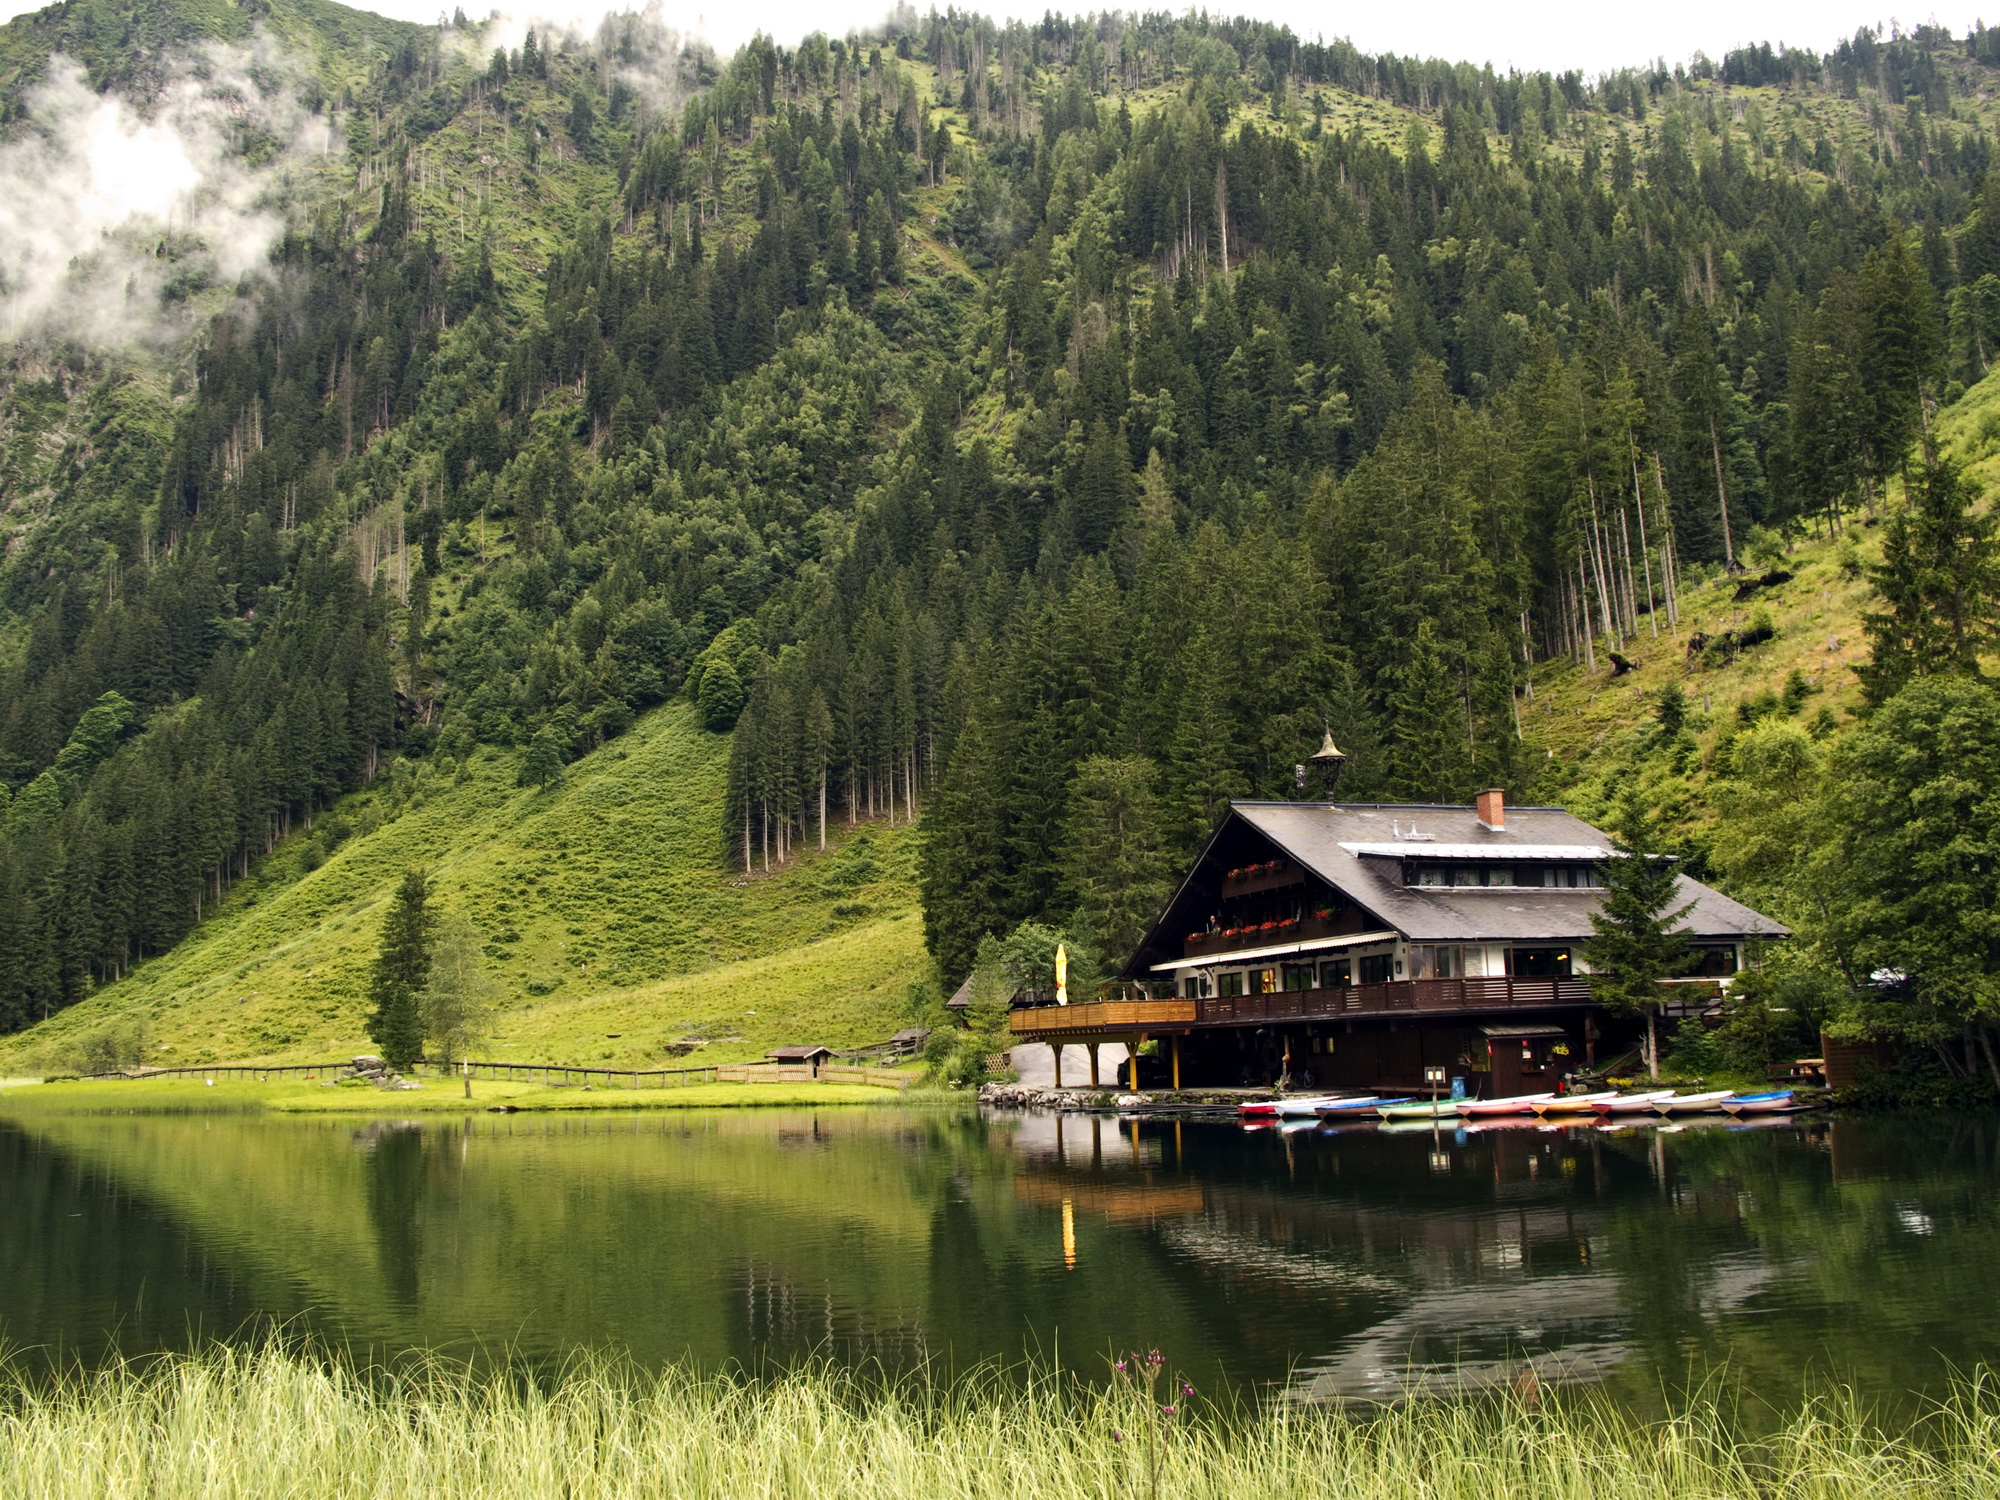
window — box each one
[1217,971,1245,997]
[1358,953,1394,985]
[1282,963,1317,991]
[1484,866,1514,888]
[1510,947,1573,978]
[1251,967,1278,994]
[1689,946,1739,976]
[1413,866,1446,887]
[1320,957,1352,988]
[1451,867,1481,887]
[1409,944,1463,980]
[1544,865,1602,889]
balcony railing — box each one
[1006,977,1594,1037]
[1009,999,1199,1036]
[1180,914,1353,959]
[1198,976,1593,1024]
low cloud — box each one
[0,41,333,346]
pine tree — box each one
[1860,451,2000,702]
[1582,799,1693,1079]
[367,867,435,1071]
[1057,755,1174,964]
[1388,619,1460,801]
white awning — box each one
[1339,843,1614,860]
[1149,929,1401,973]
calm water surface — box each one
[0,1102,1994,1412]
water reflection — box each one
[0,1102,1992,1417]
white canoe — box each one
[1239,1096,1350,1120]
[1720,1090,1798,1115]
[1530,1091,1622,1115]
[1590,1091,1677,1115]
[1456,1092,1557,1116]
[1377,1100,1460,1121]
[1648,1090,1736,1114]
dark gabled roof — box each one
[1125,800,1787,975]
[945,977,973,1010]
[1230,801,1788,945]
[767,1045,833,1061]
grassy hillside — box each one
[0,702,927,1072]
[1534,361,2000,859]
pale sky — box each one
[0,0,1983,78]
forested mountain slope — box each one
[3,3,1999,1063]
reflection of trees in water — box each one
[356,1123,427,1311]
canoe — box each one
[1720,1090,1798,1115]
[1319,1096,1410,1117]
[1238,1096,1348,1120]
[1530,1091,1621,1115]
[1647,1090,1736,1114]
[1377,1100,1460,1121]
[1456,1092,1556,1116]
[1589,1091,1677,1115]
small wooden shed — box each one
[766,1045,834,1078]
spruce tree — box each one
[1057,755,1173,964]
[1388,620,1460,801]
[367,867,435,1072]
[1583,800,1693,1079]
[1860,451,2000,703]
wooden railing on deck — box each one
[1007,977,1592,1036]
[1199,976,1593,1023]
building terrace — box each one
[1009,788,1788,1095]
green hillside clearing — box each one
[0,702,927,1073]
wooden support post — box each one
[1171,1033,1182,1091]
[1088,1044,1099,1087]
[1051,1041,1063,1090]
[1129,1035,1142,1092]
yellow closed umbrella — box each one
[1055,943,1068,1006]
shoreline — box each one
[0,1076,954,1117]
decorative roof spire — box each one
[1308,731,1348,800]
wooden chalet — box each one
[1009,789,1787,1096]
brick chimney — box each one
[1476,788,1505,831]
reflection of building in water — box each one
[1283,1253,1781,1404]
[1003,1119,1796,1403]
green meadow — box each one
[0,703,928,1075]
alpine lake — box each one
[1,1096,1994,1422]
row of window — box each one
[1179,941,1738,996]
[1408,865,1602,889]
[1179,944,1585,997]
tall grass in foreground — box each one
[2,1345,1997,1499]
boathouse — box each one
[1009,787,1787,1096]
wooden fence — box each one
[715,1063,912,1088]
[77,1058,912,1090]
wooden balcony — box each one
[1219,861,1305,898]
[1006,978,1593,1039]
[1198,976,1594,1024]
[1180,913,1352,959]
[1009,999,1198,1038]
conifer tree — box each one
[367,867,435,1072]
[1388,620,1460,801]
[1860,451,2000,702]
[1583,800,1693,1079]
[1057,755,1173,964]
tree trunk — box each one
[1710,418,1737,570]
[1646,1009,1660,1080]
